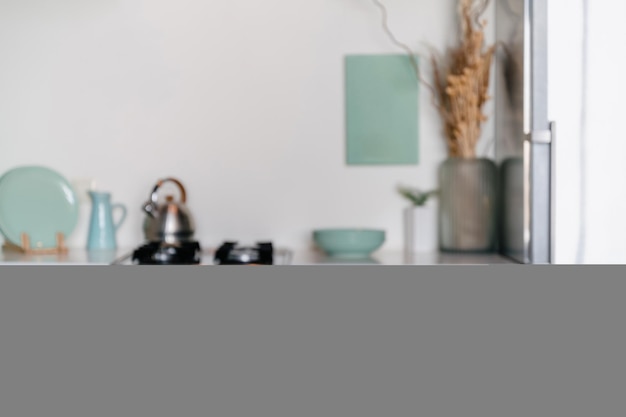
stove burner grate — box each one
[132,241,202,265]
[214,242,273,265]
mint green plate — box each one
[0,166,79,249]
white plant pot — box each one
[404,200,438,253]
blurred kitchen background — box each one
[0,0,624,263]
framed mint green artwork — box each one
[345,54,419,165]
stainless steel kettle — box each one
[142,178,195,244]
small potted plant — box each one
[397,186,439,253]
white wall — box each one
[0,0,496,251]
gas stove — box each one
[214,242,274,265]
[131,241,202,265]
[114,241,292,265]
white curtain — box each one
[549,0,626,264]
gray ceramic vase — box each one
[438,158,498,252]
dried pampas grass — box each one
[432,0,496,158]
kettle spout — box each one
[143,202,158,218]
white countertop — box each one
[0,247,516,265]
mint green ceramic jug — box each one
[87,191,127,250]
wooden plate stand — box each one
[2,232,68,255]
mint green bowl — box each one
[313,229,386,258]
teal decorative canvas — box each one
[345,54,419,165]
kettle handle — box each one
[150,178,187,204]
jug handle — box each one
[150,178,187,204]
[112,203,128,230]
